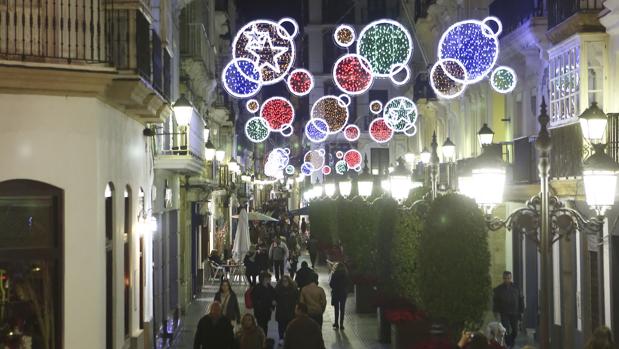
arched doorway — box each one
[0,179,64,348]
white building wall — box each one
[0,93,154,349]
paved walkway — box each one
[171,255,390,349]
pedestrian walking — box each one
[300,217,307,236]
[269,238,288,281]
[193,301,234,349]
[295,261,314,289]
[287,250,298,279]
[307,237,318,268]
[585,326,615,349]
[275,275,299,344]
[493,271,523,348]
[299,273,326,327]
[235,313,266,349]
[283,303,325,349]
[255,246,269,273]
[214,279,241,325]
[243,246,260,286]
[329,262,350,330]
[251,271,276,336]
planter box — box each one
[377,307,392,343]
[390,320,430,349]
[354,283,377,314]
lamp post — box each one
[429,132,440,200]
[473,100,618,349]
[390,157,412,202]
[338,175,352,198]
[442,137,456,190]
[173,94,194,152]
[477,123,495,147]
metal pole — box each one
[535,99,552,349]
[430,131,440,199]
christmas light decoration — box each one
[343,124,360,141]
[369,100,383,114]
[334,24,356,47]
[383,96,418,133]
[437,17,501,84]
[301,162,313,175]
[430,59,467,99]
[246,99,259,113]
[357,19,413,82]
[304,149,326,172]
[322,166,332,175]
[336,151,344,159]
[287,68,314,96]
[389,63,411,85]
[264,147,290,179]
[490,66,517,93]
[222,58,263,98]
[333,54,374,95]
[232,18,298,86]
[260,97,295,134]
[305,118,330,143]
[369,117,394,143]
[311,95,350,134]
[335,160,348,175]
[285,165,295,175]
[344,149,362,169]
[245,117,270,142]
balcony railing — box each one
[548,0,604,30]
[607,113,619,164]
[155,114,205,163]
[180,23,214,74]
[550,123,583,178]
[489,0,545,37]
[0,0,170,100]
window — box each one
[0,180,63,349]
[549,46,580,126]
[587,41,604,108]
[105,183,114,348]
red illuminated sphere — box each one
[322,166,332,175]
[288,69,313,95]
[344,150,362,169]
[369,118,394,143]
[260,98,294,131]
[344,125,360,141]
[333,54,373,95]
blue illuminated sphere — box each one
[301,162,313,175]
[305,118,329,143]
[222,58,262,98]
[438,20,499,83]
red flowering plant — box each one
[383,308,426,324]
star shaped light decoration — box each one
[247,34,288,74]
[243,25,269,51]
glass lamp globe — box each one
[357,162,374,198]
[442,137,456,161]
[215,150,226,162]
[228,157,240,173]
[458,176,475,199]
[420,148,431,164]
[203,124,210,143]
[471,150,506,212]
[404,152,416,165]
[324,182,336,198]
[579,102,608,145]
[389,158,411,202]
[583,145,619,214]
[339,178,352,198]
[173,94,193,127]
[205,140,216,161]
[477,123,495,147]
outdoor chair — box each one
[208,261,225,282]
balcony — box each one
[154,114,205,175]
[0,0,172,123]
[489,0,545,37]
[547,0,605,44]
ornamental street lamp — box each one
[429,132,440,199]
[442,137,456,161]
[477,123,495,147]
[390,157,412,202]
[479,100,617,349]
[338,175,352,198]
[404,152,416,165]
[205,140,216,161]
[323,176,336,198]
[579,102,608,145]
[228,156,240,174]
[357,158,374,198]
[203,122,210,143]
[173,94,193,127]
[470,147,507,213]
[381,168,391,193]
[420,147,431,164]
[215,150,226,162]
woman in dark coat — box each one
[251,272,276,335]
[214,279,241,325]
[329,262,350,330]
[243,246,260,286]
[275,275,299,341]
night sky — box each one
[236,0,305,24]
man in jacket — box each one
[252,272,276,335]
[269,239,289,281]
[193,301,234,349]
[295,261,314,289]
[284,303,325,349]
[493,271,524,348]
[299,273,327,327]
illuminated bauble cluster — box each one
[430,59,467,99]
[246,99,260,113]
[333,54,374,95]
[335,160,348,175]
[265,148,290,179]
[245,117,270,143]
[322,166,332,175]
[343,125,360,141]
[369,100,383,114]
[285,165,295,175]
[305,118,330,143]
[233,18,298,86]
[303,149,326,173]
[334,24,356,47]
[311,95,350,134]
[383,97,418,135]
[287,68,314,96]
[357,19,413,84]
[260,97,295,136]
[369,117,394,143]
[222,58,262,98]
[344,149,362,170]
[438,17,501,83]
[301,162,313,175]
[490,66,517,93]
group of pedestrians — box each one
[193,258,351,349]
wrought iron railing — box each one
[489,0,545,37]
[607,113,619,164]
[155,114,205,161]
[548,0,604,30]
